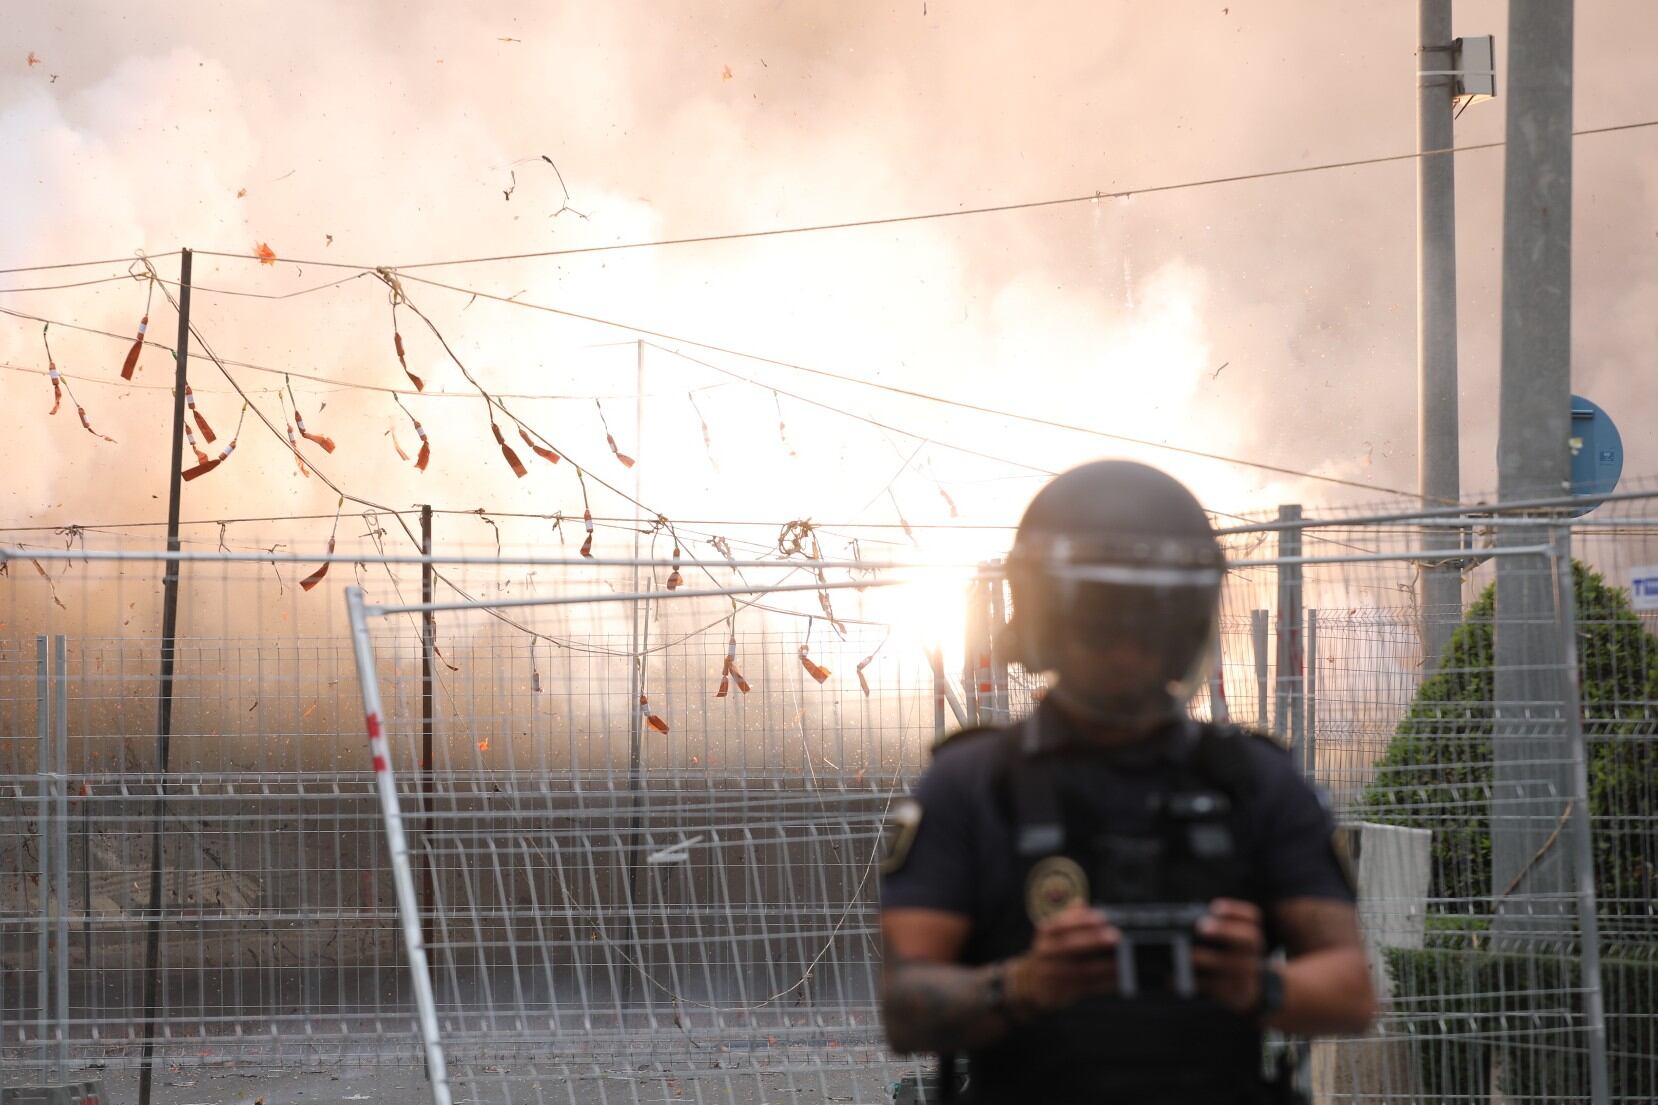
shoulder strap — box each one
[1009,715,1065,857]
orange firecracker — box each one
[640,694,670,734]
[665,544,683,591]
[120,315,147,380]
[518,425,559,464]
[413,420,430,470]
[393,395,430,470]
[491,422,527,477]
[286,420,311,477]
[185,385,216,442]
[799,645,831,685]
[715,631,751,698]
[182,402,248,481]
[594,400,635,467]
[298,500,345,592]
[579,508,594,558]
[391,307,425,391]
[300,538,335,591]
[75,405,116,443]
[293,410,336,453]
[184,422,211,466]
[182,438,235,481]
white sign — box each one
[1631,566,1658,611]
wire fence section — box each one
[0,542,946,1102]
[2,494,1656,1103]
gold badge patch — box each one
[1025,855,1089,924]
[881,799,924,875]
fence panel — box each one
[4,496,1655,1102]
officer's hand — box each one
[1007,903,1119,1014]
[1193,898,1266,1015]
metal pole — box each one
[1304,610,1319,782]
[930,647,947,744]
[1492,0,1575,939]
[1549,529,1611,1105]
[987,566,1010,723]
[624,341,646,1004]
[53,635,69,1074]
[345,587,452,1105]
[420,505,435,968]
[1273,506,1304,762]
[1250,610,1269,731]
[1205,623,1230,725]
[1418,0,1463,665]
[138,245,191,1105]
[35,635,50,1064]
[629,340,645,769]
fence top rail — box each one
[1225,544,1552,570]
[0,548,962,571]
[362,576,909,617]
[3,543,1560,581]
[1213,486,1658,536]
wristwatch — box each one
[987,961,1022,1023]
[1253,962,1285,1022]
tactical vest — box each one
[959,713,1281,1105]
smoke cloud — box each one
[4,0,1657,554]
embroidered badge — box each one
[881,799,924,875]
[1025,855,1090,923]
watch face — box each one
[1261,964,1285,1013]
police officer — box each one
[880,460,1375,1104]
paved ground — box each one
[69,1063,902,1105]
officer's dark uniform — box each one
[881,697,1356,1105]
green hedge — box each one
[1357,563,1658,916]
[1384,944,1658,1100]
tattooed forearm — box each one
[880,958,1015,1054]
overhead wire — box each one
[396,272,1419,498]
[0,303,720,400]
[645,341,1056,476]
[0,250,182,276]
[181,118,1658,273]
[19,119,1658,496]
[0,273,140,294]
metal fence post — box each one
[930,648,947,744]
[1549,528,1611,1105]
[53,634,70,1074]
[34,634,50,1070]
[1205,624,1230,724]
[1275,505,1305,762]
[961,581,984,727]
[345,586,452,1105]
[1250,610,1269,731]
[1305,610,1318,782]
[987,567,1010,725]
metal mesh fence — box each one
[3,492,1656,1103]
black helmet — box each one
[1005,460,1223,719]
